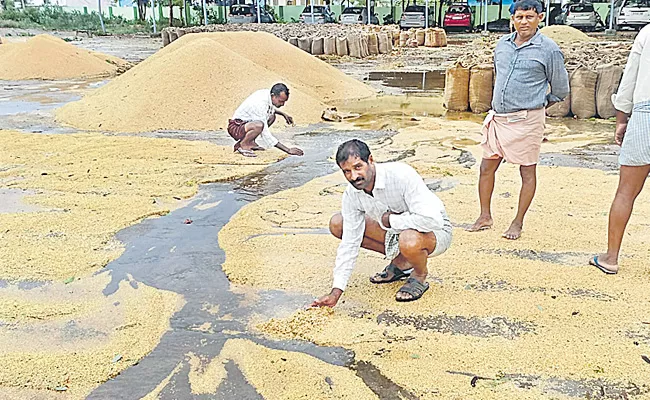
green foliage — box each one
[0,5,157,33]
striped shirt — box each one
[333,162,447,291]
[492,31,570,114]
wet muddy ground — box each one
[1,33,649,400]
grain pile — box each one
[0,34,131,80]
[56,32,375,132]
[539,25,593,44]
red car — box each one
[443,4,473,32]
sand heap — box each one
[56,32,376,132]
[0,34,131,80]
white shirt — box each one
[613,25,650,114]
[232,89,279,149]
[332,162,447,291]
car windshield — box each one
[405,5,426,12]
[231,5,253,15]
[569,4,594,12]
[302,6,327,13]
[342,7,364,14]
[624,0,650,7]
[447,5,470,13]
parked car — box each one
[228,4,275,23]
[399,4,435,29]
[557,2,602,31]
[443,4,473,32]
[607,0,650,30]
[299,5,336,24]
[340,7,379,24]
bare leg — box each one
[251,115,277,151]
[596,165,650,272]
[329,213,413,280]
[395,229,437,301]
[503,164,537,240]
[468,158,502,232]
[240,121,264,150]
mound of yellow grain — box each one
[540,25,593,44]
[56,32,376,132]
[0,34,131,80]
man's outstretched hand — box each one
[310,288,343,308]
[284,114,295,126]
[288,147,304,156]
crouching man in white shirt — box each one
[311,139,453,306]
[228,83,304,158]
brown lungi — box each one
[227,119,247,141]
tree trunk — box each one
[169,0,173,27]
[498,0,503,21]
[180,0,185,26]
[98,0,106,34]
[138,1,147,21]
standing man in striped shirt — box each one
[467,0,569,240]
[591,25,650,274]
[310,140,453,306]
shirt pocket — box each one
[512,59,545,85]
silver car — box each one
[340,7,379,24]
[299,5,336,24]
[228,4,275,24]
[399,5,435,29]
[558,2,601,30]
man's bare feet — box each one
[502,221,522,240]
[590,253,619,274]
[467,215,493,232]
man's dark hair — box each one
[336,139,371,166]
[271,83,289,97]
[512,0,543,14]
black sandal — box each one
[395,277,429,302]
[370,264,412,284]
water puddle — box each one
[367,70,446,94]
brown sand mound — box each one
[540,25,593,44]
[0,34,131,80]
[56,32,375,133]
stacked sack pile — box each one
[162,25,447,59]
[288,27,397,58]
[447,33,632,119]
[398,27,447,48]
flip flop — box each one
[370,264,413,284]
[590,256,617,275]
[250,146,266,151]
[236,147,257,158]
[396,277,429,302]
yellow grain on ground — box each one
[0,274,183,398]
[187,352,227,395]
[56,32,375,133]
[0,129,282,281]
[219,338,378,400]
[220,118,650,399]
[0,34,131,80]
